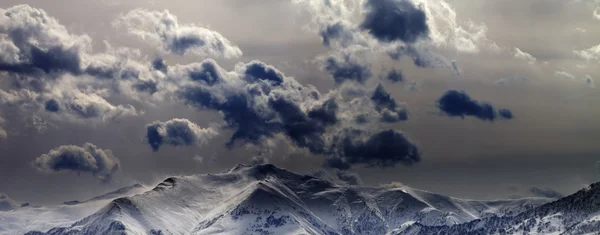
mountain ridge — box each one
[3,164,595,235]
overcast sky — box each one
[0,0,599,205]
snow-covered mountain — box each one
[0,184,148,234]
[3,164,585,235]
[397,182,600,235]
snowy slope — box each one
[400,182,600,235]
[15,164,556,235]
[0,184,148,235]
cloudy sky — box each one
[0,0,599,205]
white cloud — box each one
[514,48,537,65]
[554,71,576,80]
[412,0,500,54]
[594,6,600,20]
[574,44,600,60]
[113,9,242,58]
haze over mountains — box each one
[1,164,598,235]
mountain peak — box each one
[229,163,313,182]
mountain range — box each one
[0,164,597,235]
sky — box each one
[0,0,599,205]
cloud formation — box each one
[0,4,422,171]
[336,170,362,185]
[327,129,420,169]
[360,0,429,43]
[514,48,537,65]
[0,5,90,76]
[529,187,564,199]
[323,52,372,84]
[0,116,6,139]
[0,5,146,122]
[411,0,500,53]
[32,143,120,181]
[113,9,242,58]
[371,84,409,123]
[146,118,218,151]
[164,57,419,169]
[586,75,595,88]
[385,69,405,83]
[436,90,513,121]
[554,71,575,80]
[574,44,600,61]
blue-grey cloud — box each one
[319,21,365,48]
[386,69,405,83]
[529,187,564,199]
[498,109,514,119]
[324,53,372,84]
[371,84,409,122]
[31,143,120,181]
[146,118,218,151]
[177,60,326,149]
[327,129,420,169]
[44,99,60,112]
[336,170,363,185]
[437,90,513,121]
[360,0,429,43]
[151,57,167,72]
[244,61,285,86]
[113,9,242,58]
[586,75,595,88]
[170,59,419,169]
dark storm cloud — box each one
[336,170,362,185]
[327,129,420,169]
[170,58,419,169]
[324,53,372,84]
[113,9,242,58]
[360,0,429,43]
[145,118,218,151]
[176,60,327,149]
[31,143,120,181]
[436,90,513,121]
[371,84,408,122]
[244,61,285,85]
[529,187,564,199]
[44,99,60,112]
[386,69,404,83]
